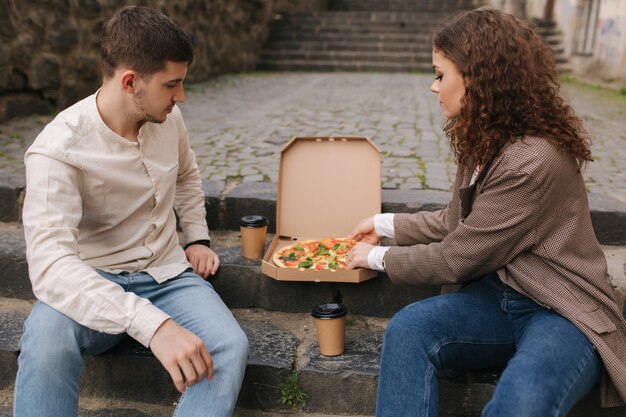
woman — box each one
[346,8,626,417]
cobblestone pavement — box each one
[0,72,625,203]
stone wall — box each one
[0,0,328,122]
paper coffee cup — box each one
[240,215,268,259]
[312,303,347,356]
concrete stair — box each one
[1,180,626,415]
[327,0,479,12]
[533,19,570,70]
[258,2,569,74]
[258,11,441,73]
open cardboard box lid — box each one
[261,136,381,283]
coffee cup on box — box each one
[311,303,347,356]
[240,215,268,260]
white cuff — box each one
[374,213,395,238]
[127,303,171,348]
[368,246,390,271]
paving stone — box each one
[0,73,624,209]
[243,174,265,183]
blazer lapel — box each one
[457,157,496,220]
[458,168,475,220]
[459,183,476,220]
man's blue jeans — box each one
[376,273,602,417]
[14,269,249,417]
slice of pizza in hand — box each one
[273,237,357,271]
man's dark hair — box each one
[100,6,193,80]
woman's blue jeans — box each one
[376,273,602,417]
[14,269,249,417]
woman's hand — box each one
[346,242,375,269]
[347,216,381,245]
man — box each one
[14,6,249,417]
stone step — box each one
[281,10,457,22]
[262,8,568,76]
[328,0,478,12]
[0,395,177,417]
[2,178,626,241]
[266,21,562,50]
[260,50,432,65]
[0,224,442,314]
[0,393,372,417]
[270,22,435,37]
[257,59,432,72]
[2,179,626,243]
[1,299,624,416]
[273,14,446,28]
[0,297,365,414]
[267,30,432,43]
[264,39,432,53]
[2,223,625,319]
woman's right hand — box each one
[348,216,381,245]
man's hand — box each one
[346,242,375,269]
[347,216,381,245]
[185,245,219,279]
[150,319,214,393]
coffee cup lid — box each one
[240,215,269,228]
[311,303,347,319]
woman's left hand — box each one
[346,242,375,269]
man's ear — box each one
[120,70,137,93]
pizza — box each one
[273,237,357,271]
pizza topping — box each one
[298,257,314,269]
[314,243,329,256]
[328,257,339,270]
[279,252,299,262]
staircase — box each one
[1,180,626,416]
[258,1,571,74]
[258,0,479,72]
[533,19,571,72]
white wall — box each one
[591,0,626,80]
[482,0,626,82]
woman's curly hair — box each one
[432,7,592,169]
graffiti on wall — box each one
[596,0,626,68]
[597,17,622,63]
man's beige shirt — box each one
[22,93,210,347]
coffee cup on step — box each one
[240,215,269,260]
[312,303,347,356]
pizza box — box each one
[261,136,381,283]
